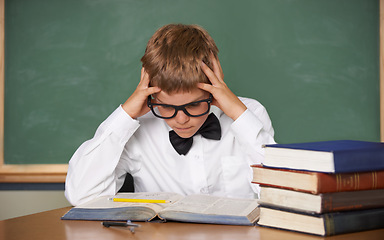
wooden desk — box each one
[1,207,383,240]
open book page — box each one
[62,193,259,224]
[61,192,185,221]
[159,194,259,224]
[73,192,184,213]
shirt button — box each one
[200,187,209,194]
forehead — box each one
[155,89,209,105]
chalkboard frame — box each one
[0,0,383,182]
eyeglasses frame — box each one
[147,94,213,119]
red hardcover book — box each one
[252,165,384,194]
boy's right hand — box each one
[198,57,247,121]
[122,68,161,119]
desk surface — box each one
[1,207,383,240]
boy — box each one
[65,24,275,206]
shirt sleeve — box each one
[65,106,140,206]
[229,97,276,196]
[232,111,275,156]
[231,97,276,160]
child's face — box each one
[153,89,211,138]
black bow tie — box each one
[169,113,221,155]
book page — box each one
[161,194,259,216]
[74,192,184,213]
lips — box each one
[174,126,193,132]
[173,126,196,138]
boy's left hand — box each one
[198,56,247,121]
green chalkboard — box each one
[4,0,380,164]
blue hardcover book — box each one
[263,140,384,173]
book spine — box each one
[320,190,384,213]
[317,171,384,193]
[253,170,384,194]
[334,148,384,173]
[323,208,384,236]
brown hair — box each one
[141,24,219,93]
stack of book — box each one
[252,140,384,236]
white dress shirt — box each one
[65,97,276,206]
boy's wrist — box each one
[228,104,247,121]
[222,98,247,121]
[121,102,136,119]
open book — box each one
[61,192,259,226]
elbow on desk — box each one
[64,188,97,206]
[64,182,93,207]
[64,179,118,206]
[64,186,80,207]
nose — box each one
[174,109,190,124]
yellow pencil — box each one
[111,198,171,203]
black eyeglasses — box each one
[147,94,213,119]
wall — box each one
[0,190,70,220]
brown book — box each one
[252,165,384,194]
[258,186,384,214]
